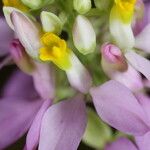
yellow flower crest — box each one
[3,0,29,12]
[39,33,72,70]
[113,0,136,23]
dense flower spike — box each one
[1,0,150,149]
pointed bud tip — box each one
[101,43,123,63]
[73,0,91,14]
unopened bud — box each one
[21,0,54,9]
[73,15,96,55]
[101,43,127,72]
[101,43,143,91]
[41,11,62,35]
[11,11,41,59]
[94,0,113,10]
[10,39,35,74]
[73,0,91,14]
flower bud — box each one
[10,11,42,59]
[94,0,113,10]
[73,15,96,55]
[3,6,21,30]
[73,0,91,14]
[101,43,143,91]
[10,39,35,74]
[21,0,54,9]
[101,43,127,72]
[41,11,62,35]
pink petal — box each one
[105,137,138,150]
[0,97,43,149]
[135,94,150,125]
[38,95,87,150]
[25,100,52,150]
[110,64,143,91]
[90,80,150,136]
[32,62,55,100]
[125,51,150,80]
[135,23,150,53]
[135,131,150,150]
[2,71,38,99]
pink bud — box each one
[10,39,25,62]
[101,43,127,71]
[10,39,35,74]
[101,43,143,91]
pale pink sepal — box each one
[110,64,143,91]
[135,23,150,53]
[125,51,150,80]
[32,62,55,100]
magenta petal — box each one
[25,99,52,150]
[125,51,150,80]
[2,71,38,99]
[0,97,42,149]
[105,137,138,150]
[38,95,87,150]
[90,80,150,136]
[135,132,150,150]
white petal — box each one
[66,53,92,93]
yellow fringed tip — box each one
[3,0,29,12]
[39,33,72,70]
[113,0,136,23]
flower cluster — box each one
[0,0,150,150]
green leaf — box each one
[82,107,112,149]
